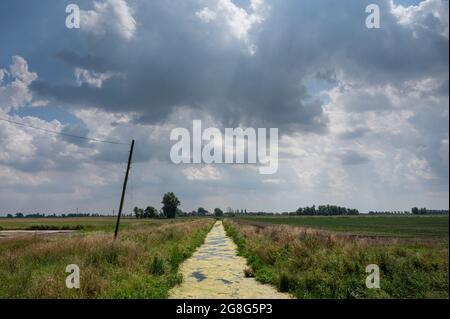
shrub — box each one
[25,224,84,231]
[149,256,166,275]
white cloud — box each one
[0,56,37,114]
[182,166,222,181]
[196,7,217,23]
[0,1,448,213]
[195,0,269,54]
[9,56,37,85]
[74,68,114,88]
[391,0,449,38]
[81,0,136,40]
[0,69,5,84]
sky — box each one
[0,0,448,215]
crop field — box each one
[0,215,448,299]
[0,217,214,298]
[0,217,180,232]
[224,216,449,299]
[236,215,449,239]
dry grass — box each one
[0,218,214,298]
[224,220,449,299]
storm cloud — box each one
[0,0,448,213]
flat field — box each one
[1,215,448,299]
[0,217,214,298]
[236,215,449,239]
[224,215,449,298]
[0,217,174,232]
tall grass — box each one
[0,219,214,298]
[224,220,449,299]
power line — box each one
[0,117,130,146]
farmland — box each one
[0,215,448,299]
[236,215,449,239]
[224,215,449,299]
[0,217,214,298]
[0,217,173,232]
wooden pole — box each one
[114,139,135,240]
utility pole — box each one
[114,139,135,240]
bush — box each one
[149,256,166,275]
[25,225,84,231]
[278,273,291,292]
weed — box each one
[223,219,449,299]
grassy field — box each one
[236,215,449,239]
[0,217,175,232]
[1,215,448,299]
[0,217,215,298]
[224,216,449,299]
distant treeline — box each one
[225,205,359,216]
[296,205,359,216]
[369,208,449,215]
[411,207,449,215]
[2,206,448,219]
[368,211,410,215]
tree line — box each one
[411,207,449,215]
[3,197,447,219]
[369,208,449,215]
[133,192,225,219]
[296,205,359,216]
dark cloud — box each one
[1,0,448,213]
[29,0,331,134]
[336,150,371,165]
[56,50,116,73]
[31,0,448,137]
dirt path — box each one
[170,220,290,299]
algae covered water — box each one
[170,221,290,299]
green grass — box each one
[0,218,215,298]
[224,219,449,299]
[237,215,449,239]
[0,217,176,232]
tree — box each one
[214,208,224,217]
[197,207,208,216]
[411,207,419,215]
[133,206,144,219]
[144,206,158,218]
[162,192,180,219]
[176,208,185,217]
